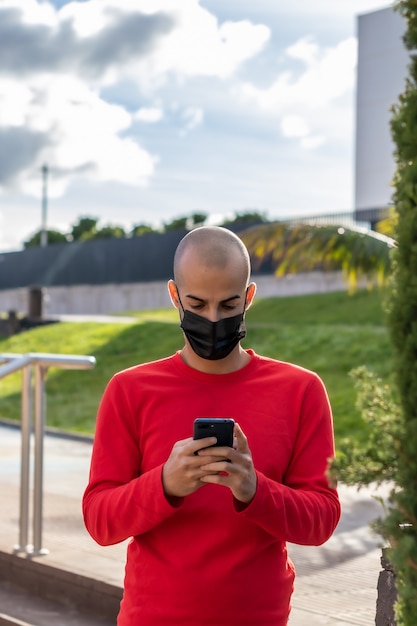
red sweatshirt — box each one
[83,350,340,625]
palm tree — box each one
[239,221,396,293]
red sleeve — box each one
[82,375,182,546]
[237,375,340,546]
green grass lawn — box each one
[0,288,393,450]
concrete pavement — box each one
[0,422,390,625]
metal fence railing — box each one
[278,207,390,230]
[0,352,96,557]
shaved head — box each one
[173,226,251,287]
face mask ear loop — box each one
[174,284,186,315]
[243,286,250,316]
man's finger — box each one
[192,437,217,455]
[233,422,248,450]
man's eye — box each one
[223,305,236,311]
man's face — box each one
[175,256,248,323]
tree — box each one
[220,210,269,230]
[70,217,127,241]
[162,216,187,231]
[163,212,207,231]
[71,216,98,241]
[376,208,398,238]
[131,223,156,237]
[381,1,417,622]
[188,212,207,227]
[331,367,401,488]
[24,229,68,248]
[239,221,395,292]
[93,225,126,239]
[333,3,417,622]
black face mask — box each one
[177,292,247,361]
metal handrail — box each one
[0,352,96,556]
[0,352,96,372]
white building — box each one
[355,6,409,221]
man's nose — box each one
[206,307,221,323]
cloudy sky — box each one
[0,0,393,251]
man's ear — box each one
[245,282,257,310]
[167,279,180,309]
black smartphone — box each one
[193,418,235,448]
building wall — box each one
[355,7,408,212]
[0,272,368,317]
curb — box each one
[0,551,122,622]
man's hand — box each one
[196,423,257,504]
[162,436,228,498]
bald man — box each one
[83,226,340,626]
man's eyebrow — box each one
[221,295,241,303]
[185,294,241,303]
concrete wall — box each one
[0,272,364,317]
[355,7,408,212]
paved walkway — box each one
[0,422,390,625]
[49,314,137,324]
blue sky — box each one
[0,0,393,251]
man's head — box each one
[168,226,256,368]
[172,226,251,290]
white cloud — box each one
[53,0,271,87]
[180,106,204,136]
[0,0,269,199]
[281,114,325,150]
[286,36,320,66]
[1,0,57,26]
[281,114,309,138]
[236,35,357,149]
[140,6,270,82]
[0,79,33,126]
[300,135,325,150]
[239,36,357,110]
[134,107,164,123]
[60,0,116,37]
[0,74,156,198]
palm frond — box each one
[239,222,396,292]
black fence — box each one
[0,229,187,291]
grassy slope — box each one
[0,288,392,448]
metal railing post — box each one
[31,364,49,556]
[13,365,33,554]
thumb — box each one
[234,422,249,451]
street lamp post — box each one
[40,164,48,247]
